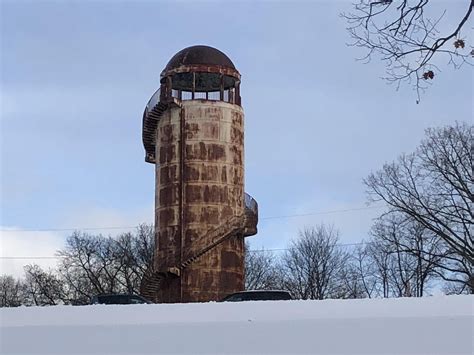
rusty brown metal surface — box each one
[154,101,247,302]
[162,45,240,80]
[162,64,241,81]
[164,45,236,70]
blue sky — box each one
[1,0,472,275]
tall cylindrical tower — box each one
[141,46,258,303]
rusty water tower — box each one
[140,45,258,303]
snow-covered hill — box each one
[1,295,472,354]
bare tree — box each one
[365,122,473,292]
[57,225,154,304]
[280,225,348,300]
[341,245,378,299]
[343,1,473,101]
[244,243,280,290]
[365,239,392,297]
[132,223,155,272]
[338,262,369,299]
[23,265,65,306]
[114,224,155,294]
[0,275,23,307]
[370,214,442,297]
[57,232,114,302]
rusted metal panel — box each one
[162,64,241,81]
[154,101,247,302]
[163,46,236,71]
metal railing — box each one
[169,88,237,104]
[244,193,258,215]
[244,193,258,236]
[146,88,161,112]
[145,83,240,116]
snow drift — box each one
[1,295,472,354]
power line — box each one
[0,243,368,259]
[0,205,384,233]
[0,256,62,260]
[259,206,383,220]
[0,226,138,233]
[247,242,367,252]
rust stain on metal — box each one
[162,65,241,81]
[155,101,248,302]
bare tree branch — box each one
[343,1,473,101]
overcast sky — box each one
[1,0,472,276]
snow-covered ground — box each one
[0,295,472,354]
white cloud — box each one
[0,227,65,277]
[57,205,154,232]
[0,204,154,279]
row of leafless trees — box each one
[246,122,473,298]
[246,218,469,300]
[0,224,154,307]
[0,218,467,307]
[366,122,472,293]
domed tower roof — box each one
[164,45,236,71]
[161,45,240,80]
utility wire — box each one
[0,205,384,233]
[0,243,368,259]
[0,256,62,260]
[0,226,139,233]
[259,206,382,220]
[248,242,367,252]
